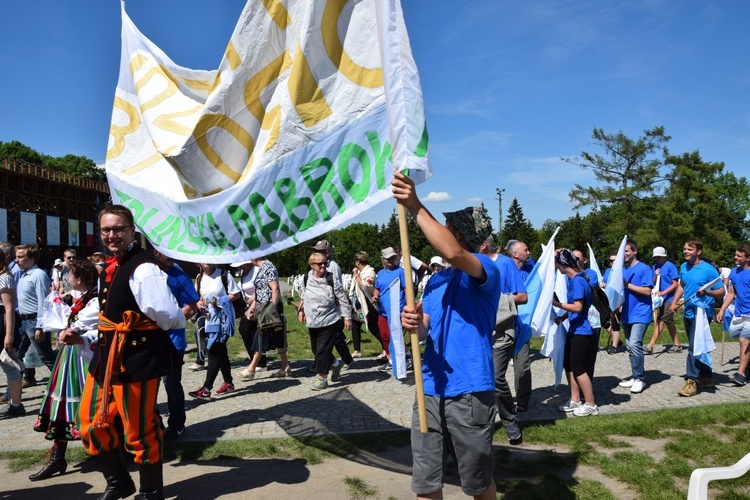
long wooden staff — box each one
[398,203,428,433]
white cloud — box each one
[424,191,453,202]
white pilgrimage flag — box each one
[106,1,430,262]
[587,243,603,284]
[387,277,407,379]
[518,227,559,346]
[693,306,715,369]
[605,235,628,310]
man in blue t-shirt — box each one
[670,238,724,397]
[573,249,600,287]
[617,240,654,394]
[645,246,682,354]
[394,172,500,500]
[152,247,200,440]
[480,236,527,444]
[372,247,406,371]
[506,240,534,414]
[717,244,750,386]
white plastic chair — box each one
[687,452,750,500]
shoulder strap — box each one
[303,272,334,290]
[196,272,203,297]
[221,269,229,293]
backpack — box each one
[196,268,246,320]
[589,284,612,330]
[303,271,335,291]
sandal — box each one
[270,366,292,378]
[237,368,255,381]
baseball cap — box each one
[381,247,397,259]
[442,207,493,253]
[230,260,253,268]
[54,258,64,267]
[312,240,331,252]
[652,246,668,258]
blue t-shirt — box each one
[421,254,501,397]
[653,261,679,302]
[622,261,654,324]
[493,254,526,294]
[165,265,200,351]
[567,273,593,335]
[729,267,750,316]
[375,267,405,318]
[680,261,721,319]
[519,261,534,281]
[603,267,612,284]
[583,268,599,287]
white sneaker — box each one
[630,380,645,393]
[558,399,584,413]
[618,378,634,388]
[573,403,599,417]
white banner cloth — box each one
[106,0,430,262]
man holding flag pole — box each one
[669,238,724,397]
[396,172,501,500]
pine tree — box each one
[503,198,537,251]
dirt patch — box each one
[604,435,671,463]
[0,441,666,499]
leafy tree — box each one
[0,140,45,165]
[563,126,670,236]
[0,140,105,182]
[45,154,104,182]
[651,151,750,264]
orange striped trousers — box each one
[78,373,163,464]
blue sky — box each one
[1,1,748,230]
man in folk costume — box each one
[79,205,184,500]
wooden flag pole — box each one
[398,203,428,433]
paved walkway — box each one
[3,342,749,452]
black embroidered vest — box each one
[89,247,177,383]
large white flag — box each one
[605,235,628,310]
[517,227,559,354]
[693,306,715,369]
[587,242,603,284]
[528,233,560,340]
[106,0,430,262]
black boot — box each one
[136,462,164,500]
[29,441,68,481]
[97,448,136,500]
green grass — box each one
[343,476,378,498]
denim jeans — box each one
[684,316,712,381]
[623,322,648,381]
[162,350,186,431]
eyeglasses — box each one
[65,256,75,260]
[609,260,616,263]
[311,262,326,267]
[100,225,132,236]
